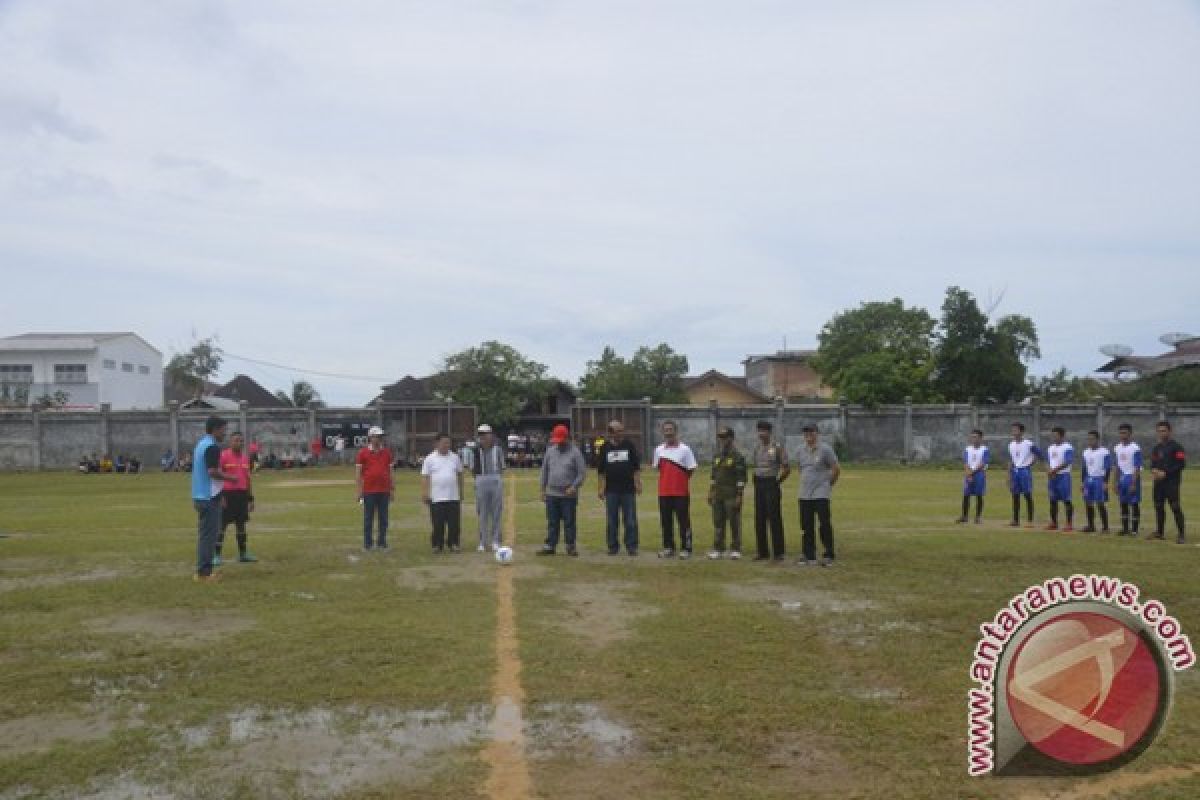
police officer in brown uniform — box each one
[751,420,790,561]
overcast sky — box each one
[2,1,1198,405]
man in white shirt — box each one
[1080,430,1112,533]
[1007,422,1041,528]
[1112,423,1143,536]
[958,429,989,525]
[421,432,465,554]
[1045,426,1075,532]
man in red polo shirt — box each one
[355,426,394,551]
[653,420,697,559]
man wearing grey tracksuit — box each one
[464,424,506,551]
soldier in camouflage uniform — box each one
[707,426,748,560]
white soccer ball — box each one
[495,546,514,565]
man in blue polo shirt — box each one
[192,416,235,582]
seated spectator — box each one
[177,452,192,472]
[160,449,175,471]
[78,455,91,474]
[114,454,126,473]
[99,455,114,473]
[128,456,141,474]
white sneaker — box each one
[707,550,722,560]
[476,544,486,552]
[728,551,741,560]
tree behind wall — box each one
[578,343,689,403]
[430,341,552,430]
[934,287,1040,403]
[276,380,323,408]
[165,337,223,398]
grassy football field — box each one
[0,465,1197,799]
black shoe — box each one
[1147,532,1165,540]
[753,555,770,562]
[607,549,619,556]
[1177,535,1187,544]
[1081,526,1096,533]
[1101,528,1110,534]
[432,546,444,554]
[537,545,556,556]
[955,517,968,524]
[567,547,579,557]
[627,549,638,557]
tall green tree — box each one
[933,287,1041,402]
[813,299,939,405]
[578,343,689,403]
[165,337,223,398]
[430,341,552,429]
[275,380,323,408]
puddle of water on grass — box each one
[525,703,636,760]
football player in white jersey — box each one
[1045,426,1075,531]
[1080,430,1112,533]
[1112,423,1143,535]
[1007,423,1041,528]
[957,429,989,524]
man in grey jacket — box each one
[795,423,841,567]
[538,424,587,556]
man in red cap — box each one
[538,424,587,556]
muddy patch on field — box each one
[0,567,121,593]
[0,710,129,756]
[543,581,660,647]
[395,560,545,591]
[724,582,876,614]
[525,702,636,760]
[86,610,254,643]
[765,731,855,792]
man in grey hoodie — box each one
[538,424,587,556]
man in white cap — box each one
[355,426,394,551]
[463,423,506,551]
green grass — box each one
[0,466,1196,799]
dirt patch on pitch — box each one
[543,581,660,648]
[0,710,128,756]
[764,731,856,792]
[86,610,254,642]
[724,582,876,614]
[0,567,121,593]
[395,560,545,591]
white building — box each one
[0,332,163,410]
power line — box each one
[222,351,389,383]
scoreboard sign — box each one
[320,422,373,450]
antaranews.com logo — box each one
[968,574,1195,777]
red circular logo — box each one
[1006,611,1163,766]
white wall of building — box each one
[97,336,163,409]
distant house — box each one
[372,375,434,406]
[684,370,771,406]
[0,332,163,409]
[742,350,832,401]
[214,374,290,408]
[1097,336,1200,380]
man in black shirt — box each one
[1149,420,1186,543]
[597,419,642,556]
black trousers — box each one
[658,496,693,552]
[754,477,785,557]
[799,498,834,561]
[430,501,461,549]
[1153,480,1185,536]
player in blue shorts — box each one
[957,429,989,524]
[1112,423,1143,536]
[1045,426,1075,531]
[1080,430,1112,533]
[1007,423,1040,528]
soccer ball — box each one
[495,546,514,565]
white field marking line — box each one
[482,474,533,799]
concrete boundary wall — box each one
[575,397,1197,464]
[0,402,476,470]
